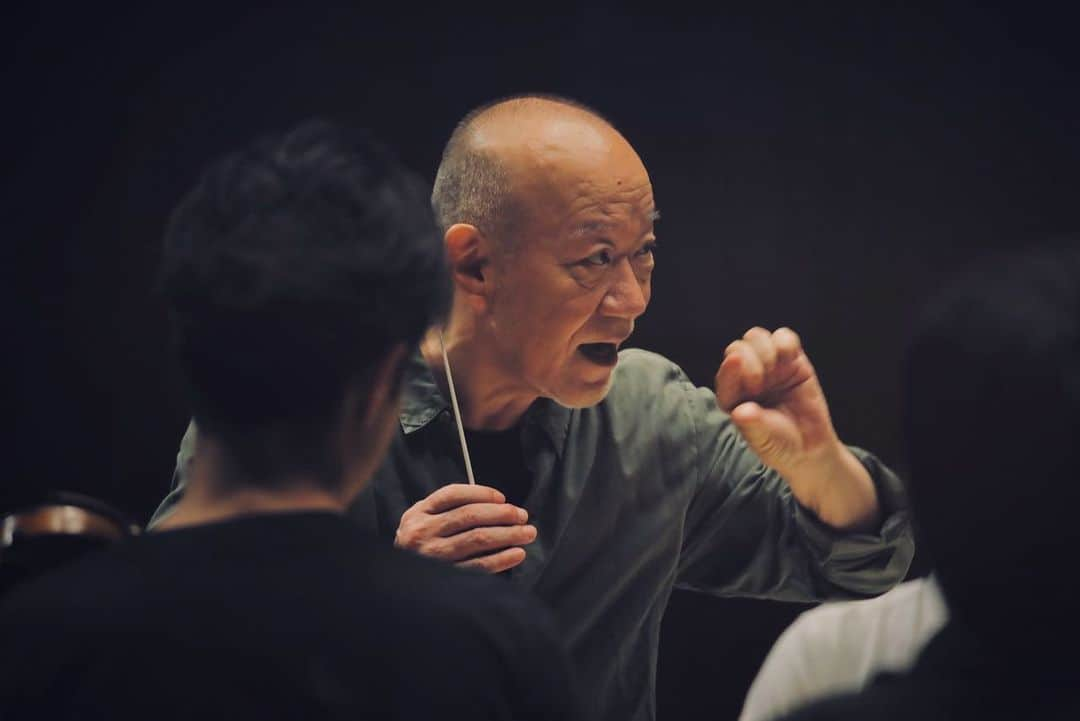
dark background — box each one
[5,5,1077,719]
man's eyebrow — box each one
[569,220,615,239]
[570,210,661,239]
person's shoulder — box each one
[602,348,696,408]
[2,541,142,613]
[0,540,151,655]
[359,544,578,719]
[613,347,686,383]
[359,540,566,679]
[596,348,723,438]
[365,539,547,625]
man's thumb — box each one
[731,402,791,467]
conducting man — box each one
[155,96,914,721]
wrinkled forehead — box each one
[468,108,655,241]
[566,206,661,243]
[510,139,655,236]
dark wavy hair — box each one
[160,119,450,487]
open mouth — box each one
[577,342,619,366]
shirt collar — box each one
[398,349,572,455]
[524,397,572,457]
[398,350,448,433]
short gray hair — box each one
[431,124,512,241]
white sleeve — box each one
[738,578,948,721]
[738,607,839,721]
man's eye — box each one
[635,241,658,258]
[582,250,612,267]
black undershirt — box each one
[463,426,532,509]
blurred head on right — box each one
[903,240,1080,654]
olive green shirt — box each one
[152,349,914,721]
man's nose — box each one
[600,258,648,318]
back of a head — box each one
[903,242,1080,651]
[160,120,450,487]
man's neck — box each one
[420,320,538,432]
[154,443,345,532]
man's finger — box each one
[715,351,744,411]
[732,340,765,395]
[455,547,528,574]
[773,327,803,364]
[421,484,506,514]
[743,327,778,376]
[434,524,538,561]
[435,503,528,537]
[717,340,765,404]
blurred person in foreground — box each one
[0,120,578,721]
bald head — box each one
[431,95,627,246]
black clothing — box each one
[463,425,532,508]
[0,511,577,721]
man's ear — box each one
[445,224,491,311]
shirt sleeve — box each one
[670,361,914,601]
[740,577,950,721]
[146,420,198,528]
[739,605,856,721]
